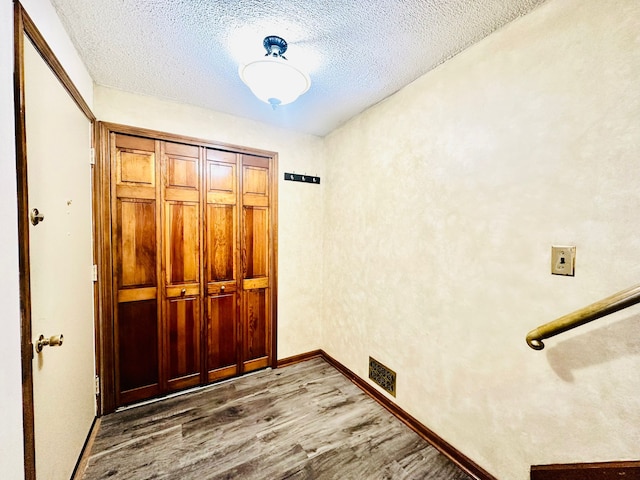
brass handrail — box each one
[526,283,640,350]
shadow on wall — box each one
[546,312,640,382]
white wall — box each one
[322,0,640,478]
[0,0,26,478]
[20,0,93,109]
[94,86,325,359]
[0,1,94,478]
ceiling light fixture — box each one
[239,36,311,109]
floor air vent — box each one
[368,357,396,397]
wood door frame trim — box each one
[270,152,279,371]
[97,122,279,413]
[278,350,498,480]
[530,461,640,479]
[99,122,278,158]
[96,123,115,414]
[13,3,96,479]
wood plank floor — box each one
[82,358,473,479]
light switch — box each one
[551,245,575,276]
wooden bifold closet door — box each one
[110,131,275,407]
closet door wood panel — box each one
[117,300,158,395]
[112,134,161,405]
[205,149,239,381]
[162,142,202,391]
[166,295,200,390]
[243,289,269,371]
[206,293,237,381]
[241,155,271,372]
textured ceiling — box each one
[50,0,546,136]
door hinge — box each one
[95,375,100,396]
[92,264,98,282]
[90,147,96,165]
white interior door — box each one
[24,35,96,480]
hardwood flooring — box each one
[81,358,473,479]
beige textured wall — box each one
[94,87,325,359]
[322,0,640,478]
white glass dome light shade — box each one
[239,55,311,108]
[239,57,310,107]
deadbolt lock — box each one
[36,334,64,353]
[30,208,45,226]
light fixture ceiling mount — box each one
[263,35,289,58]
[239,35,311,109]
